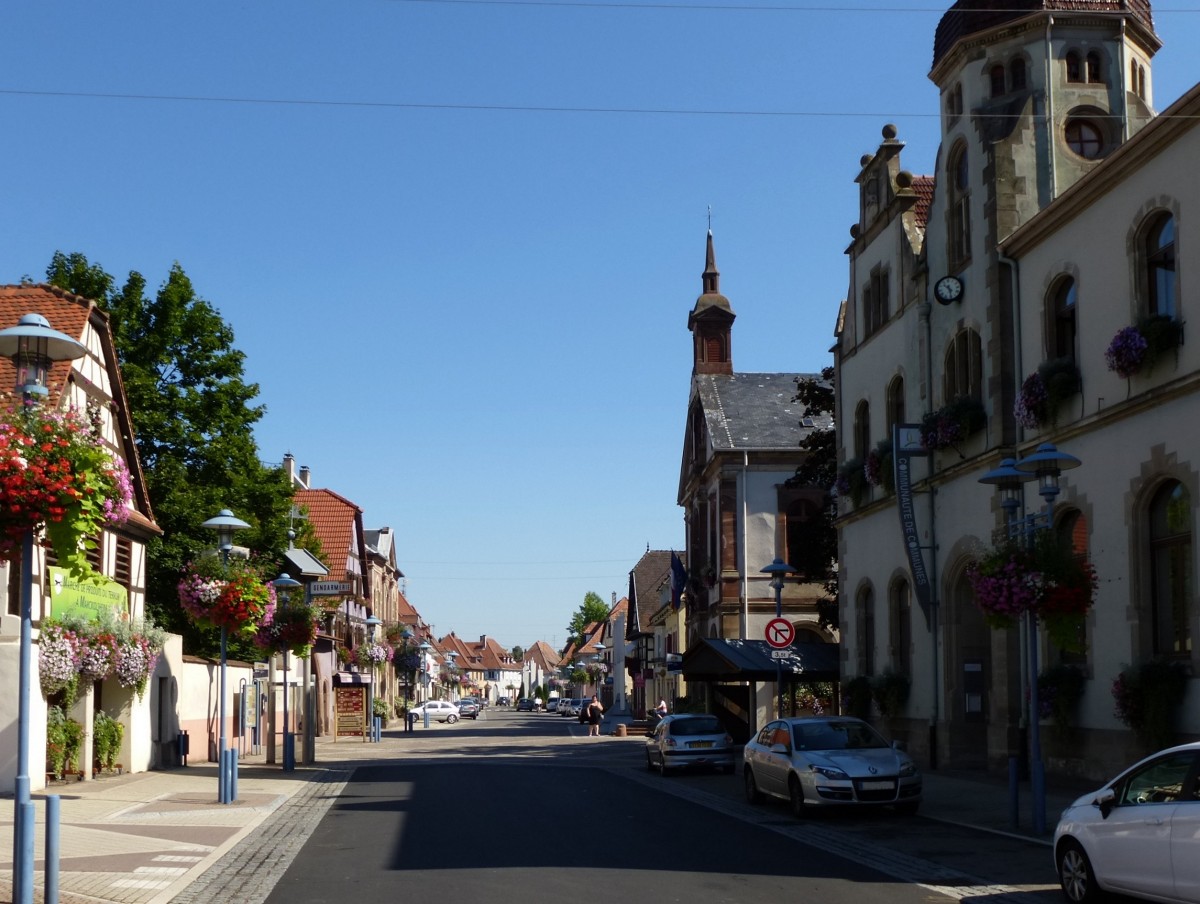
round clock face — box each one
[935,276,963,303]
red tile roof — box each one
[295,488,363,585]
[912,176,936,231]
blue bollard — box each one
[46,795,60,904]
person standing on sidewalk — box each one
[586,695,604,737]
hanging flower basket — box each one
[356,641,392,669]
[255,600,321,657]
[920,397,986,453]
[38,621,82,702]
[1112,658,1188,750]
[1106,316,1183,379]
[863,438,894,493]
[177,557,275,636]
[39,612,165,701]
[966,532,1097,651]
[77,630,119,681]
[1014,358,1080,429]
[0,401,133,580]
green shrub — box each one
[93,711,124,771]
[46,706,84,778]
[843,676,873,719]
[870,669,911,719]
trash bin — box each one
[177,730,190,766]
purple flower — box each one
[1105,326,1148,378]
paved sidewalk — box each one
[0,718,1097,903]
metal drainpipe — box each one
[1119,20,1130,141]
[740,450,749,639]
[1045,17,1058,201]
[919,297,941,768]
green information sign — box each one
[48,566,129,620]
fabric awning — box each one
[681,638,839,683]
[333,669,373,686]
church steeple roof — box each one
[688,230,735,375]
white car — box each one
[407,700,459,724]
[1053,741,1200,903]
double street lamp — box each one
[0,313,87,904]
[201,508,251,804]
[979,442,1081,835]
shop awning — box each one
[681,638,839,683]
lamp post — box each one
[201,508,251,804]
[398,629,414,733]
[761,558,798,719]
[0,313,86,904]
[979,442,1080,835]
[365,615,381,736]
[272,573,301,771]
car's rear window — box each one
[670,717,723,737]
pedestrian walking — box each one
[586,694,604,737]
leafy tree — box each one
[46,252,308,658]
[788,367,839,631]
[509,645,524,662]
[566,591,609,649]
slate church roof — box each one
[693,372,832,452]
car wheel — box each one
[1057,840,1100,903]
[447,714,458,724]
[744,768,763,804]
[657,756,669,777]
[788,776,806,818]
[894,800,920,816]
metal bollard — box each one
[46,795,60,904]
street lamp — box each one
[272,573,301,771]
[761,558,798,719]
[0,312,86,904]
[201,508,251,804]
[979,442,1080,835]
[396,629,415,733]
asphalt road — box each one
[264,708,1066,904]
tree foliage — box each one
[46,252,311,658]
[509,645,524,662]
[788,367,839,631]
[566,591,609,649]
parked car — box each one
[560,698,580,717]
[516,698,536,712]
[546,698,560,713]
[497,696,510,707]
[1053,741,1200,903]
[742,716,921,816]
[457,699,480,719]
[408,700,460,724]
[645,714,735,775]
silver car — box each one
[742,716,921,816]
[645,714,735,775]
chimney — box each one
[299,465,311,488]
[480,635,487,647]
[283,452,295,483]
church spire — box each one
[688,228,735,376]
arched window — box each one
[1066,51,1082,82]
[889,578,912,675]
[1086,51,1102,82]
[990,64,1006,97]
[949,144,971,268]
[1130,59,1140,96]
[886,376,906,436]
[854,400,871,461]
[1150,481,1192,657]
[1011,58,1027,90]
[857,586,876,675]
[863,265,889,338]
[1049,277,1078,362]
[1145,214,1177,318]
[946,82,963,119]
[944,328,983,402]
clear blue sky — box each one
[3,1,1197,651]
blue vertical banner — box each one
[893,424,933,627]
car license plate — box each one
[688,741,714,749]
[860,780,893,790]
